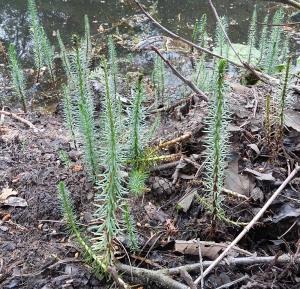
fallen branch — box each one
[116,262,189,289]
[159,254,300,275]
[150,46,209,101]
[194,164,300,285]
[133,0,278,84]
[0,110,37,130]
[115,254,300,288]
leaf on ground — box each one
[250,187,264,202]
[273,204,300,223]
[244,168,275,181]
[144,202,169,223]
[247,144,260,156]
[176,190,196,212]
[0,187,18,201]
[224,157,255,197]
[2,197,28,207]
[175,240,252,259]
[285,110,300,132]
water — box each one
[0,0,274,60]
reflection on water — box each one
[0,0,271,61]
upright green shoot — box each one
[71,34,98,179]
[258,14,269,64]
[92,58,125,266]
[277,56,291,142]
[108,36,118,100]
[57,30,72,77]
[203,59,229,217]
[215,17,229,58]
[28,0,43,81]
[58,181,106,273]
[152,54,165,107]
[247,6,257,64]
[82,15,92,66]
[40,27,55,81]
[8,44,27,112]
[265,10,285,74]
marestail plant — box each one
[69,34,98,179]
[92,58,127,266]
[58,181,106,273]
[28,0,55,82]
[215,16,229,58]
[203,59,229,218]
[247,6,257,64]
[152,54,165,107]
[8,43,27,112]
[264,10,285,75]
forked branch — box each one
[132,0,278,84]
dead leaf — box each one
[177,191,196,212]
[285,110,300,132]
[3,197,28,207]
[250,187,264,202]
[175,240,252,260]
[72,164,83,172]
[0,187,18,201]
[247,144,260,155]
[165,219,178,235]
[273,204,300,223]
[144,202,168,223]
[244,168,275,181]
[224,156,255,197]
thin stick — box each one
[151,46,209,101]
[132,0,277,84]
[159,254,300,275]
[0,110,37,130]
[194,165,300,285]
[158,132,192,149]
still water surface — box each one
[0,0,270,58]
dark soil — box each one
[1,83,300,289]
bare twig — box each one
[0,110,37,130]
[194,164,300,285]
[151,46,209,101]
[159,254,300,275]
[158,132,192,149]
[132,0,278,84]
